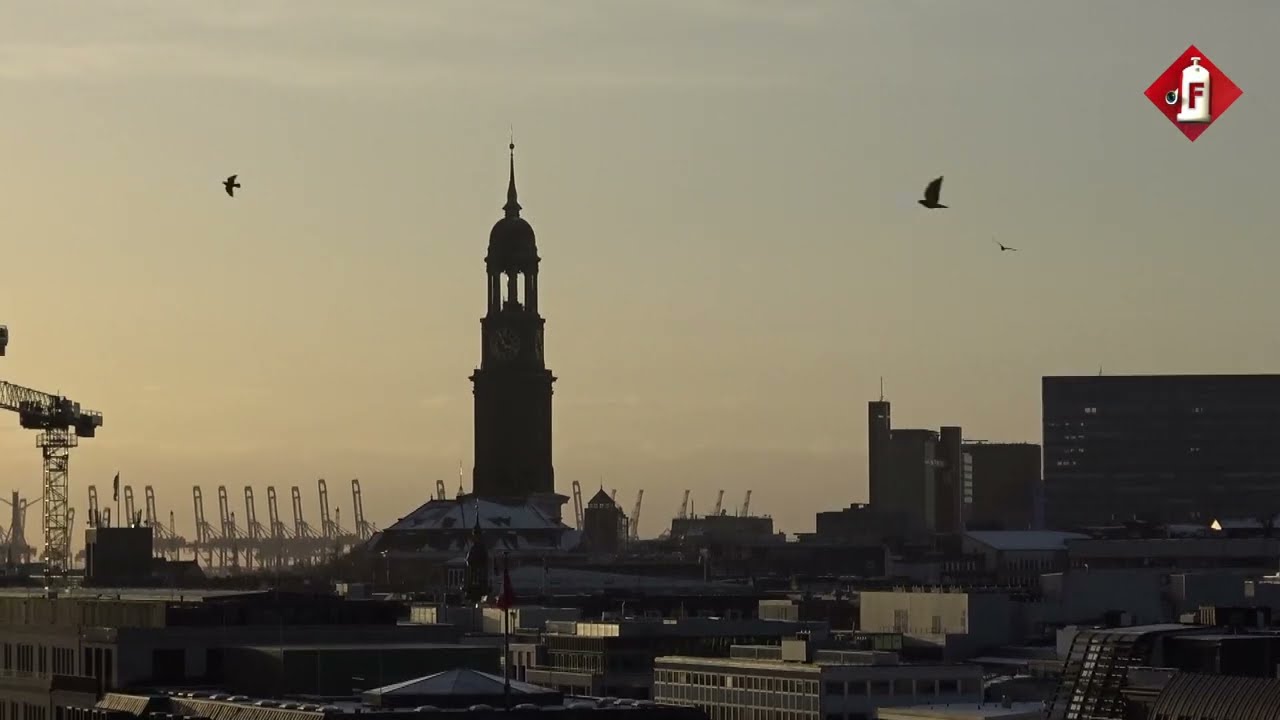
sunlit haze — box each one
[1,1,1277,547]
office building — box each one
[961,443,1042,531]
[652,638,982,720]
[1043,374,1280,528]
[866,399,966,534]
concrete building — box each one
[0,588,472,719]
[960,444,1041,531]
[1042,374,1280,528]
[865,400,968,536]
[858,589,1022,660]
[652,638,982,720]
[520,618,831,700]
[92,681,706,720]
[961,531,1086,587]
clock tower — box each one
[469,143,557,499]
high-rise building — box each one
[962,442,1042,530]
[865,399,964,534]
[1043,374,1280,528]
[470,143,557,499]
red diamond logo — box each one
[1144,45,1242,142]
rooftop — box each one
[965,530,1089,552]
[876,702,1045,720]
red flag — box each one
[496,559,515,610]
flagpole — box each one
[503,550,511,710]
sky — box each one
[0,1,1277,548]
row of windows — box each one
[653,683,819,713]
[653,671,979,700]
[655,671,818,695]
[823,677,976,697]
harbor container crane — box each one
[630,489,643,541]
[0,379,102,573]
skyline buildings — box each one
[0,4,1275,537]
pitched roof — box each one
[587,488,615,506]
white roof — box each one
[965,530,1088,552]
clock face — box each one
[490,328,521,359]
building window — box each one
[931,615,942,634]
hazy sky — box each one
[1,1,1277,546]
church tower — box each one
[470,143,557,498]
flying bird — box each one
[918,176,947,209]
[994,238,1018,252]
[223,174,241,197]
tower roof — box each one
[587,488,615,506]
[487,142,538,268]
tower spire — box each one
[504,133,521,218]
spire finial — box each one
[504,130,521,218]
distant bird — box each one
[994,237,1018,252]
[223,174,241,197]
[918,176,947,209]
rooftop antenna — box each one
[879,377,885,402]
[1099,365,1104,376]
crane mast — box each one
[713,489,724,517]
[677,490,690,520]
[87,485,100,528]
[0,379,102,575]
[318,479,336,539]
[630,489,643,541]
[740,490,752,517]
[350,479,374,541]
[571,480,584,530]
[123,486,137,526]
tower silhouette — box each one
[470,142,557,498]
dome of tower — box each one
[488,215,537,261]
[486,141,539,267]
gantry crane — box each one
[0,379,102,573]
[87,485,101,527]
[677,490,690,520]
[218,486,243,568]
[243,486,272,570]
[1,491,33,564]
[435,479,446,501]
[192,486,221,567]
[350,479,374,541]
[145,486,185,560]
[290,485,323,564]
[713,490,724,517]
[740,490,752,517]
[571,480,584,530]
[123,486,138,526]
[629,489,643,541]
[267,486,292,566]
[318,479,337,539]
